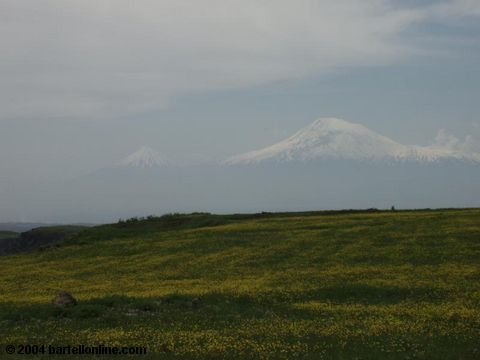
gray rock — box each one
[191,297,201,309]
[52,291,77,306]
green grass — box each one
[0,209,479,359]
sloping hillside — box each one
[0,225,88,255]
[0,210,479,359]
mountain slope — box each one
[225,118,479,164]
[119,146,169,168]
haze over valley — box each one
[4,117,477,223]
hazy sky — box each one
[1,0,480,183]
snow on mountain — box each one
[225,118,480,165]
[119,146,169,168]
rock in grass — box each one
[191,297,201,309]
[52,291,77,306]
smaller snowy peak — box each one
[119,146,169,168]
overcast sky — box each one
[1,0,480,185]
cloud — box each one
[429,0,480,18]
[0,0,478,120]
[434,128,480,155]
[434,129,460,149]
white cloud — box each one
[434,128,480,155]
[0,0,477,120]
[435,128,460,149]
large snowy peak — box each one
[225,118,480,164]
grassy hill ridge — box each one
[0,209,479,359]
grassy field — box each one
[0,209,479,359]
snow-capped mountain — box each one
[119,146,169,168]
[21,119,480,223]
[226,118,480,164]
